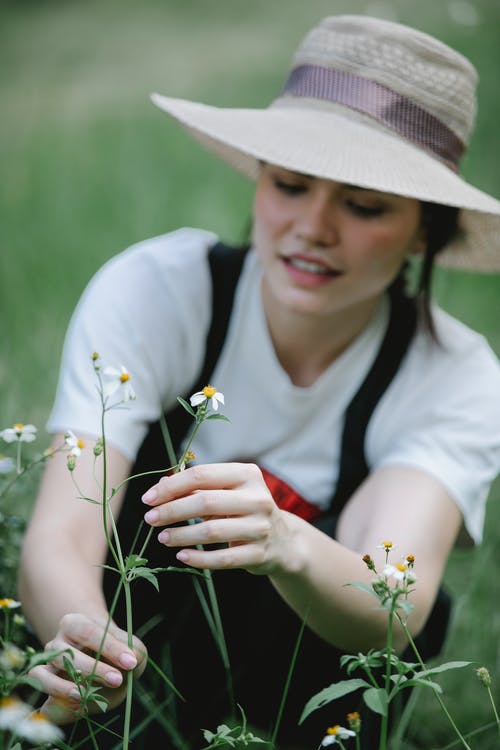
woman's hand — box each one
[142,462,302,575]
[30,613,147,724]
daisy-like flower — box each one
[190,385,225,411]
[0,696,31,730]
[383,562,417,583]
[0,643,26,669]
[321,725,356,745]
[64,430,86,457]
[102,365,136,402]
[0,423,37,443]
[17,711,64,743]
[0,598,21,609]
[377,541,395,553]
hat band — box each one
[282,64,465,170]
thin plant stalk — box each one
[399,617,472,750]
[378,603,395,750]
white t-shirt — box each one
[48,228,500,544]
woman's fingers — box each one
[30,663,82,701]
[156,515,271,547]
[142,462,265,506]
[56,613,143,673]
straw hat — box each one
[151,15,500,271]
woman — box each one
[19,14,500,749]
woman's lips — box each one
[281,255,343,286]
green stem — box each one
[122,580,135,750]
[400,618,472,750]
[486,686,500,739]
[270,612,308,748]
[378,605,394,750]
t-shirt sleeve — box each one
[47,228,216,460]
[367,317,500,544]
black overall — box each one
[92,243,450,750]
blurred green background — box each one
[1,0,499,747]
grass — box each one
[1,0,500,746]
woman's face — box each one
[252,164,425,321]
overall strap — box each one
[332,289,418,511]
[163,241,248,449]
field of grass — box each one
[1,0,500,747]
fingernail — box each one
[144,509,159,523]
[119,653,137,669]
[158,530,169,544]
[69,689,81,700]
[105,671,122,686]
[142,488,158,504]
[176,550,189,562]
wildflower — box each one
[64,430,85,456]
[190,385,225,411]
[0,696,31,729]
[0,643,26,669]
[17,711,64,743]
[346,711,361,733]
[476,666,492,688]
[13,613,26,627]
[321,725,356,745]
[377,541,394,553]
[93,438,104,456]
[67,455,76,472]
[406,554,415,565]
[0,598,21,609]
[0,455,15,473]
[362,553,376,572]
[0,423,37,443]
[103,365,136,402]
[383,562,417,583]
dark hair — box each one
[416,202,461,336]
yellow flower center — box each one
[396,563,407,572]
[382,541,393,549]
[31,711,49,723]
[120,372,130,383]
[13,423,24,431]
[327,726,340,736]
[0,696,20,707]
[347,712,360,721]
[406,554,415,564]
[0,598,15,608]
[77,439,85,450]
[202,385,217,398]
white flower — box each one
[0,455,15,473]
[383,563,417,583]
[102,365,136,402]
[0,598,21,609]
[0,423,37,443]
[64,430,85,456]
[321,725,356,745]
[0,696,31,729]
[0,643,26,669]
[190,385,225,411]
[17,711,64,743]
[376,541,396,553]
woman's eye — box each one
[273,179,307,196]
[345,199,385,218]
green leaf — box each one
[206,413,231,422]
[125,554,148,571]
[26,647,71,670]
[348,581,380,600]
[177,396,196,417]
[129,566,160,591]
[363,687,388,716]
[16,675,44,690]
[397,678,443,693]
[413,661,471,679]
[299,678,368,723]
[153,565,206,577]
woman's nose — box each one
[295,191,338,248]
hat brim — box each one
[151,92,500,272]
